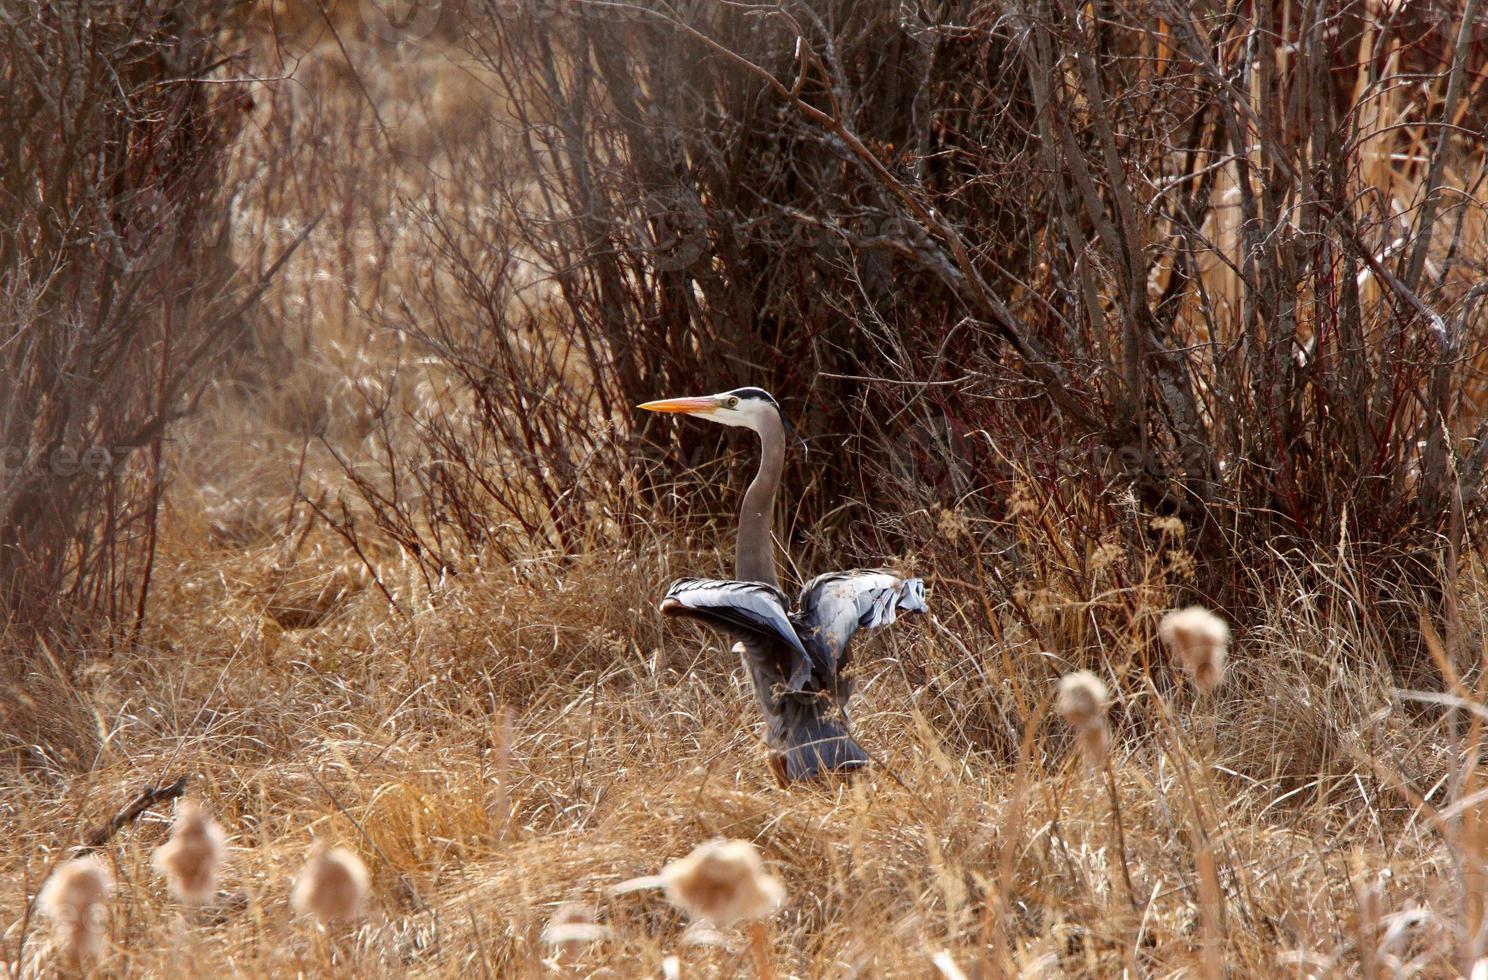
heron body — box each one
[640,388,927,781]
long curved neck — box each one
[736,410,784,588]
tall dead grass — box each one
[3,533,1481,974]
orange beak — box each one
[636,396,718,415]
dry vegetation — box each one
[5,1,1488,976]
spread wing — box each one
[794,570,928,675]
[659,578,816,690]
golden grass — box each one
[1,486,1479,974]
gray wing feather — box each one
[795,570,928,673]
[660,578,816,690]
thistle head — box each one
[1159,606,1230,694]
[657,839,785,927]
[542,902,610,960]
[290,842,369,925]
[151,800,227,905]
[38,855,113,969]
[1057,670,1111,762]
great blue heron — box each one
[639,387,926,782]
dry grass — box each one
[4,6,1488,978]
[2,525,1479,975]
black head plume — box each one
[722,386,778,406]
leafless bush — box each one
[0,2,258,637]
[317,186,646,584]
[305,1,1488,677]
[381,1,1483,633]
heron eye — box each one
[728,397,739,408]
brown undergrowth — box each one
[3,445,1483,974]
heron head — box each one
[637,387,780,434]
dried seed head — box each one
[38,855,112,968]
[936,506,971,542]
[1057,670,1108,730]
[658,839,785,927]
[151,800,227,905]
[1057,670,1111,761]
[1159,606,1230,694]
[1149,515,1187,539]
[1089,540,1126,572]
[542,902,610,960]
[291,842,369,925]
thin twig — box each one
[78,775,189,852]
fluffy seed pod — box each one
[542,902,610,960]
[291,842,369,925]
[152,800,227,905]
[658,839,785,927]
[38,855,112,968]
[1057,670,1111,762]
[1159,606,1230,694]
